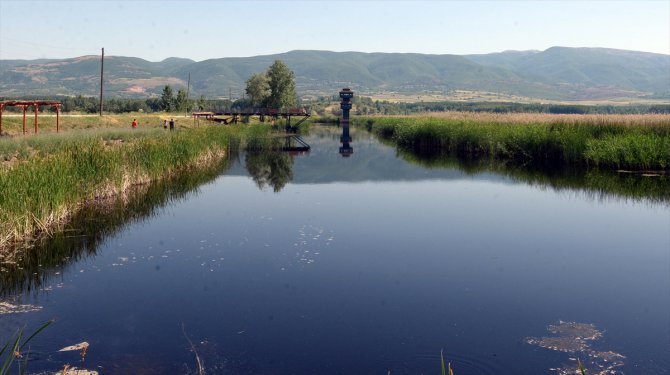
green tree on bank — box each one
[244,59,297,109]
[196,95,207,111]
[159,85,191,112]
[176,88,189,112]
[245,73,270,107]
[266,60,297,109]
[160,85,174,112]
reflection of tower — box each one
[339,88,354,157]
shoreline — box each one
[0,125,245,252]
[352,114,670,171]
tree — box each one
[245,73,270,107]
[266,60,297,109]
[175,88,189,112]
[196,95,207,111]
[160,85,174,112]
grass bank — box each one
[1,156,235,296]
[358,113,670,170]
[0,112,191,136]
[0,123,261,248]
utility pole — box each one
[99,47,104,116]
[186,72,191,114]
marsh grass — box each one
[0,123,255,248]
[361,114,670,170]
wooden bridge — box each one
[192,108,312,152]
[192,108,310,130]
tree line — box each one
[1,94,665,115]
[310,95,670,116]
[0,60,300,114]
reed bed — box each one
[385,111,670,126]
[361,114,670,170]
[0,124,251,248]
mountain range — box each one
[1,47,668,101]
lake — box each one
[1,125,668,374]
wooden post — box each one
[100,47,104,116]
[0,104,3,135]
[22,106,27,135]
[34,104,39,134]
[56,105,60,133]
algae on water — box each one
[526,321,625,375]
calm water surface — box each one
[1,125,668,374]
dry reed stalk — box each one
[181,323,205,375]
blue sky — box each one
[0,0,668,61]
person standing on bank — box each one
[169,118,175,131]
[132,119,137,129]
[163,119,168,129]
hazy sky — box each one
[0,0,668,61]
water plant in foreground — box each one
[1,320,53,375]
[578,358,587,375]
[440,349,454,375]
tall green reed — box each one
[1,320,53,375]
[0,125,254,247]
[364,116,670,170]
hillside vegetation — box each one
[1,47,668,101]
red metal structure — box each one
[0,100,62,135]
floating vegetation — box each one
[292,224,332,266]
[0,300,42,315]
[58,342,89,352]
[54,367,98,375]
[526,321,625,374]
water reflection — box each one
[396,148,670,205]
[245,150,294,192]
[0,159,232,297]
[4,126,666,299]
[0,125,667,374]
[339,123,353,157]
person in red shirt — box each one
[132,119,137,128]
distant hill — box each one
[1,47,668,101]
[466,47,670,96]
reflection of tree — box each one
[245,151,294,192]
